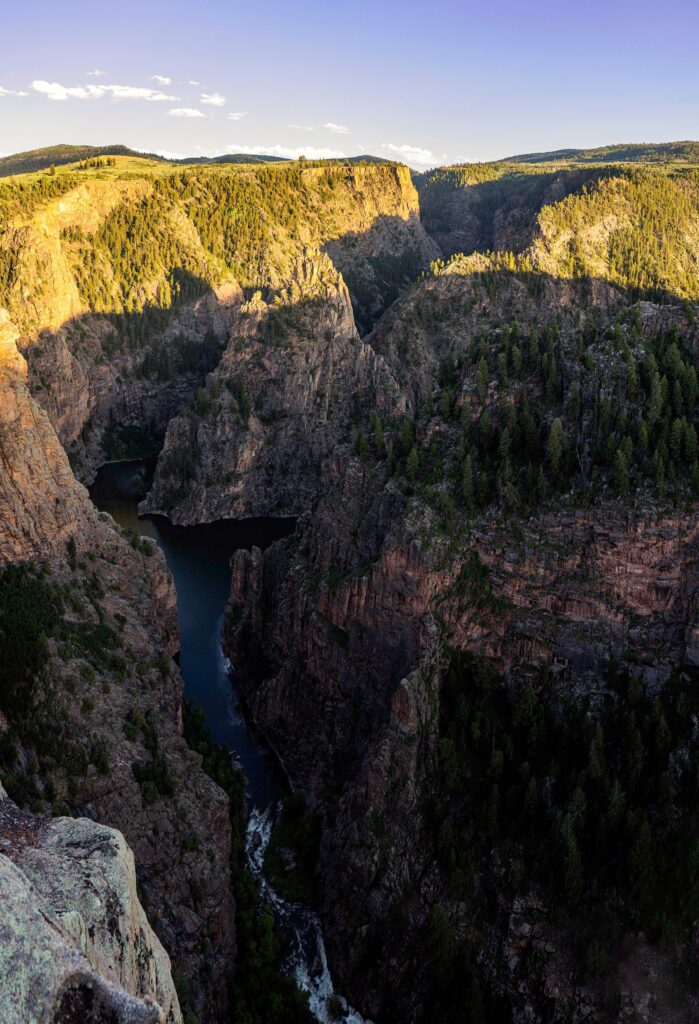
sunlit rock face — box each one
[2,163,437,482]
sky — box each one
[1,0,697,168]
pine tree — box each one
[476,356,489,404]
[399,417,414,457]
[547,418,567,484]
[670,417,684,466]
[613,448,630,495]
[647,369,663,426]
[497,350,509,389]
[462,455,475,513]
[370,411,385,455]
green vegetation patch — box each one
[264,793,321,908]
[435,652,699,981]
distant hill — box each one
[172,153,285,166]
[0,145,159,177]
[506,141,699,164]
[0,144,391,178]
[0,144,289,177]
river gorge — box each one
[90,459,369,1024]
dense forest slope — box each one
[0,143,392,178]
[0,144,287,177]
[506,140,699,164]
[417,162,699,301]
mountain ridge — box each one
[503,139,699,164]
[0,143,391,178]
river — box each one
[90,460,370,1024]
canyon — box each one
[0,150,698,1024]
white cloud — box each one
[323,122,350,135]
[201,91,226,107]
[169,107,206,118]
[227,111,247,121]
[153,149,188,160]
[32,81,101,101]
[0,86,28,98]
[153,143,351,163]
[86,69,106,77]
[31,80,178,102]
[381,142,437,168]
[151,74,172,85]
[108,84,178,101]
[223,143,348,161]
[187,80,201,86]
[290,123,316,132]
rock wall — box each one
[2,163,437,483]
[25,282,242,482]
[225,448,699,1020]
[143,254,403,523]
[0,342,235,1021]
[222,270,699,1021]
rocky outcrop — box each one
[0,322,91,562]
[144,254,403,523]
[320,164,440,332]
[0,351,235,1021]
[0,783,181,1024]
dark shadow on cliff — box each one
[415,165,607,257]
[24,269,231,465]
[414,164,699,308]
[322,211,440,335]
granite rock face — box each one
[0,319,92,562]
[141,166,438,524]
[144,254,403,522]
[226,482,699,1023]
[0,783,181,1024]
[25,282,242,483]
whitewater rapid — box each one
[245,805,372,1024]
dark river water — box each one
[90,460,293,808]
[89,459,370,1023]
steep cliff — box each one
[140,164,436,523]
[0,159,437,482]
[223,266,699,1022]
[0,341,235,1022]
[143,253,402,522]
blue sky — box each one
[1,0,697,167]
